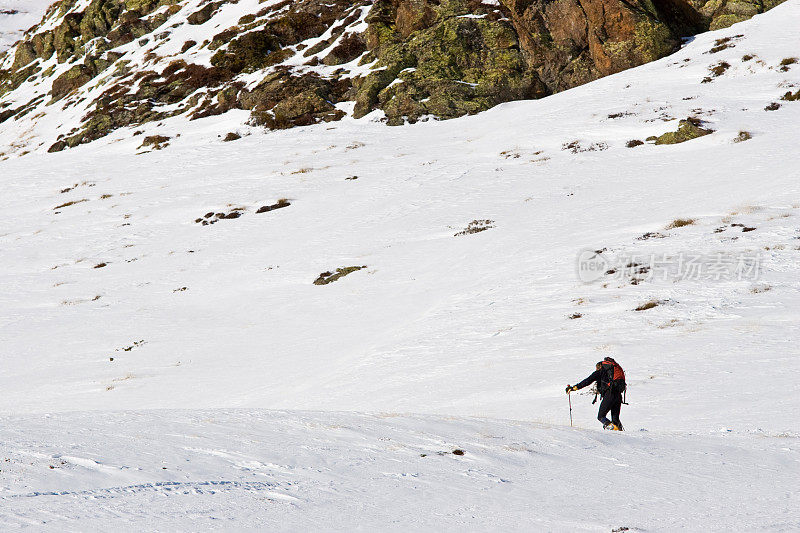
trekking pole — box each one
[568,391,573,427]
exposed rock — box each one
[51,65,95,100]
[314,266,367,285]
[0,0,789,153]
[210,31,283,73]
[692,0,785,30]
[243,70,349,129]
[139,134,171,150]
[504,0,686,92]
[353,0,548,123]
[187,2,220,25]
[323,33,367,65]
[256,199,291,213]
[654,117,713,144]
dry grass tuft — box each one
[54,199,88,210]
[455,220,494,236]
[666,218,695,229]
[635,300,660,311]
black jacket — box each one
[575,366,622,396]
[575,369,602,392]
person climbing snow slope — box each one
[566,357,626,431]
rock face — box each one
[504,0,683,92]
[352,0,548,124]
[0,0,787,154]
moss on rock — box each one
[51,65,95,100]
[314,266,367,285]
[210,30,281,73]
[654,117,714,145]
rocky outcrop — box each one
[689,0,787,30]
[348,0,695,124]
[506,0,687,91]
[351,0,547,124]
[0,0,788,154]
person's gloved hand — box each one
[566,385,577,394]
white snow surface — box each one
[1,2,800,530]
[0,0,51,51]
[1,410,797,531]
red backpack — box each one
[595,357,627,403]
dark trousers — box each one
[597,390,623,428]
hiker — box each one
[566,357,626,431]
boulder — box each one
[654,117,714,144]
[51,65,95,100]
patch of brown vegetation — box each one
[708,35,742,54]
[139,135,170,150]
[562,140,608,153]
[780,90,800,101]
[256,198,290,213]
[54,199,88,210]
[637,232,668,240]
[666,218,695,229]
[455,219,494,236]
[702,61,731,82]
[635,301,660,311]
[779,57,797,71]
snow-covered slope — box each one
[1,2,799,530]
[2,410,797,530]
[0,1,50,51]
[0,0,786,157]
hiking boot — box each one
[604,422,623,431]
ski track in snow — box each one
[1,1,800,530]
